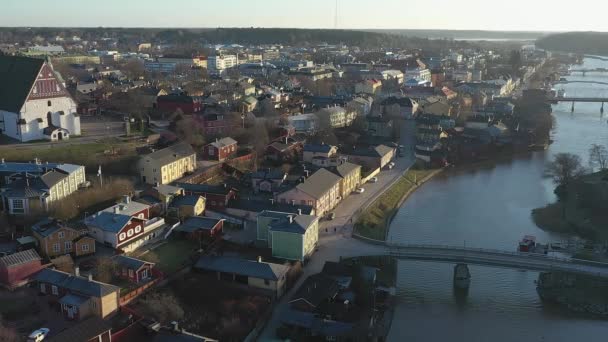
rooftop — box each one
[195,256,288,281]
[143,142,195,166]
[33,268,119,297]
[175,216,222,233]
[293,168,342,199]
[269,214,318,234]
[0,249,41,269]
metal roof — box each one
[303,144,335,153]
[59,293,90,306]
[171,195,204,207]
[48,317,112,342]
[85,212,135,233]
[209,137,237,149]
[33,268,119,297]
[142,142,195,166]
[176,216,222,233]
[0,249,41,268]
[101,200,149,217]
[113,255,152,271]
[293,168,342,199]
[195,256,288,281]
[269,215,317,235]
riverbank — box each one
[537,272,608,317]
[354,168,442,241]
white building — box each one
[0,55,80,142]
[288,114,319,135]
[207,54,238,77]
[405,68,432,83]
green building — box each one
[269,214,319,262]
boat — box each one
[453,263,471,289]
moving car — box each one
[327,212,336,220]
[355,188,365,194]
[368,177,378,183]
[28,328,50,342]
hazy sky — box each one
[2,0,607,31]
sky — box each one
[2,0,608,32]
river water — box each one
[387,58,608,342]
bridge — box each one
[549,97,608,104]
[555,80,608,86]
[371,244,608,278]
[584,55,608,62]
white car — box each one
[355,188,365,194]
[28,328,50,342]
[368,177,378,183]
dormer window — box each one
[47,101,52,107]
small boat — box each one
[453,263,471,289]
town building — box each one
[47,317,112,342]
[169,194,206,219]
[175,183,237,210]
[303,144,338,163]
[347,145,395,170]
[0,249,42,289]
[113,255,155,284]
[328,162,362,199]
[194,256,289,298]
[33,268,120,320]
[84,197,166,253]
[268,214,319,262]
[0,161,86,215]
[173,216,223,240]
[251,169,287,193]
[207,54,238,77]
[138,142,196,185]
[316,106,357,129]
[156,93,202,114]
[0,55,81,142]
[366,115,394,138]
[276,168,342,216]
[288,114,319,135]
[202,137,237,161]
[355,79,381,95]
[32,219,96,258]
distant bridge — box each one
[549,97,608,103]
[569,68,608,75]
[584,55,608,62]
[555,80,608,86]
[364,244,608,278]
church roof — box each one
[0,55,44,113]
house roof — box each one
[175,216,222,233]
[289,273,340,308]
[209,137,237,149]
[154,184,184,197]
[101,200,149,217]
[269,214,317,235]
[171,195,204,207]
[0,249,41,269]
[293,168,342,199]
[303,144,335,153]
[59,293,90,306]
[48,317,112,342]
[0,55,44,113]
[39,170,68,188]
[232,200,313,215]
[143,142,195,166]
[85,212,133,233]
[328,162,361,179]
[113,255,152,271]
[195,256,288,281]
[32,218,80,238]
[174,183,234,196]
[33,268,119,297]
[251,169,285,180]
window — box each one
[40,283,46,293]
[52,243,60,253]
[58,231,64,239]
[141,268,148,279]
[119,232,126,241]
[81,244,89,252]
[127,229,134,237]
[209,148,215,156]
[51,285,58,295]
[47,100,52,107]
[64,241,72,251]
[128,269,134,278]
[264,279,270,285]
[10,199,24,214]
[91,301,96,309]
[135,225,142,233]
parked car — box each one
[28,328,50,342]
[368,177,378,183]
[355,188,365,194]
[327,212,336,220]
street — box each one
[257,120,416,341]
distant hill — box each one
[370,29,548,41]
[536,32,608,55]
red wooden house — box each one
[194,112,241,136]
[202,137,237,161]
[157,93,202,114]
[0,249,42,289]
[175,183,237,210]
[174,216,224,240]
[113,255,155,284]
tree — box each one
[545,153,587,187]
[122,59,145,80]
[95,257,117,283]
[139,292,184,324]
[588,144,608,171]
[0,316,19,342]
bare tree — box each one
[122,59,145,80]
[139,292,184,324]
[95,257,117,283]
[588,144,608,171]
[545,153,587,186]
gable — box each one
[27,64,71,102]
[0,55,44,113]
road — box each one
[257,120,416,341]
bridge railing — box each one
[387,243,608,268]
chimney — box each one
[170,321,179,332]
[288,215,293,223]
[88,274,93,281]
[269,198,275,205]
[114,206,120,214]
[257,256,262,263]
[74,267,80,277]
[297,209,302,215]
[154,182,159,187]
[123,195,130,204]
[1,158,4,164]
[291,200,295,206]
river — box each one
[387,57,608,342]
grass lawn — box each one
[139,239,199,274]
[355,169,436,241]
[0,140,138,174]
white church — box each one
[0,55,81,142]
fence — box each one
[119,273,164,306]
